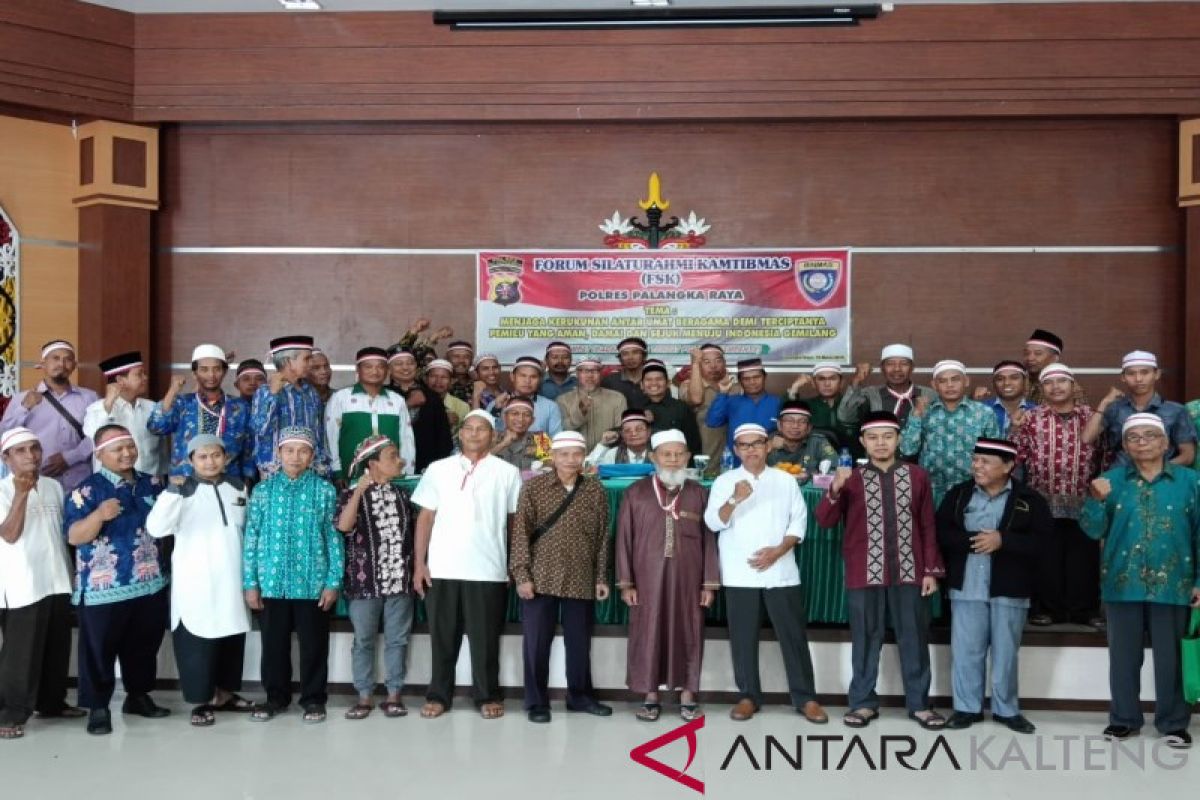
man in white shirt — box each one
[0,427,81,739]
[704,423,825,724]
[82,351,167,477]
[411,410,521,721]
[146,434,253,727]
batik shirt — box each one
[63,467,166,606]
[1011,404,1098,519]
[147,392,255,479]
[1080,463,1200,606]
[900,398,1000,503]
[983,397,1038,438]
[336,482,413,600]
[243,469,343,600]
[251,381,330,476]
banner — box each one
[476,248,850,365]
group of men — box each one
[0,327,1197,751]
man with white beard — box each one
[616,430,719,721]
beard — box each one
[656,467,688,489]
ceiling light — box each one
[631,0,670,7]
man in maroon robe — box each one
[616,429,719,722]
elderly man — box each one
[706,359,781,458]
[243,426,343,724]
[938,439,1050,735]
[0,428,81,740]
[251,335,330,478]
[900,360,1001,504]
[491,398,548,471]
[0,340,97,491]
[817,411,945,730]
[324,346,415,484]
[602,337,650,408]
[83,351,166,478]
[557,356,627,451]
[412,411,521,720]
[444,340,476,405]
[234,359,267,403]
[1084,350,1196,468]
[981,361,1037,437]
[1022,329,1063,403]
[617,429,718,721]
[335,435,415,721]
[705,423,824,724]
[424,359,470,430]
[787,364,860,455]
[490,356,563,436]
[641,362,702,457]
[838,344,937,433]
[146,434,252,727]
[1081,412,1200,747]
[64,425,169,735]
[149,344,255,482]
[685,344,737,475]
[1010,363,1101,627]
[768,400,838,475]
[511,431,611,723]
[588,409,653,465]
[387,346,453,472]
[307,348,335,406]
[539,342,578,401]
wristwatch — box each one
[726,496,740,507]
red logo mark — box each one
[629,715,705,794]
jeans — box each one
[348,595,415,696]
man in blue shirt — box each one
[251,335,331,478]
[538,342,578,401]
[489,356,563,435]
[981,361,1037,437]
[705,358,780,459]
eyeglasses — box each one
[736,440,768,450]
[1124,432,1164,444]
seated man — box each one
[767,400,838,476]
[491,398,549,471]
[588,409,653,466]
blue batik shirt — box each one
[251,381,331,476]
[147,391,256,479]
[983,397,1037,438]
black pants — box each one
[724,585,817,709]
[259,599,330,709]
[0,594,73,725]
[1106,601,1192,734]
[520,594,595,711]
[172,623,246,705]
[425,579,507,709]
[1035,518,1099,622]
[847,585,932,713]
[76,589,168,710]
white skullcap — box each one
[650,429,687,450]
[425,359,453,374]
[880,343,914,362]
[1121,350,1158,371]
[931,359,966,379]
[0,427,39,454]
[1038,363,1075,383]
[550,431,587,451]
[811,364,843,377]
[463,409,496,429]
[732,423,769,442]
[190,344,227,364]
[1122,412,1165,436]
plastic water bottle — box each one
[721,446,735,473]
[838,448,853,470]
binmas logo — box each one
[629,716,706,794]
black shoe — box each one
[1103,724,1139,741]
[1163,730,1192,749]
[122,694,170,718]
[945,711,984,730]
[527,707,552,724]
[87,708,112,735]
[1028,614,1054,627]
[567,700,613,717]
[1088,617,1107,632]
[993,714,1036,734]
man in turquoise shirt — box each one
[1081,412,1200,748]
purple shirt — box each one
[0,382,98,491]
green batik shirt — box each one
[1080,463,1200,606]
[900,397,1000,504]
[243,469,344,600]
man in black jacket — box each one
[937,438,1051,734]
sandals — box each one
[636,703,662,722]
[680,704,704,721]
[843,708,878,728]
[479,702,505,720]
[214,694,254,713]
[344,703,373,721]
[379,700,408,718]
[249,703,282,722]
[190,705,216,727]
[302,705,327,724]
[909,710,946,730]
[420,701,447,719]
[0,724,24,740]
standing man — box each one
[706,359,781,456]
[511,431,611,723]
[251,335,330,478]
[816,411,945,730]
[838,344,936,433]
[1023,329,1063,403]
[981,361,1036,437]
[900,360,1001,504]
[234,359,267,403]
[148,344,255,482]
[938,439,1049,735]
[243,427,343,724]
[490,356,563,436]
[335,435,415,720]
[424,359,471,431]
[767,400,838,475]
[704,423,825,724]
[557,356,627,451]
[1080,413,1200,747]
[0,340,97,491]
[602,337,650,408]
[444,340,477,405]
[539,342,578,401]
[83,352,166,478]
[146,434,253,727]
[324,346,415,484]
[387,346,453,472]
[616,430,719,721]
[641,362,703,458]
[307,349,335,407]
[685,344,737,475]
[0,428,81,740]
[64,425,169,735]
[1010,363,1101,627]
[787,364,860,455]
[411,411,521,720]
[588,409,653,466]
[1084,350,1196,468]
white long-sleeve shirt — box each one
[83,395,167,476]
[704,465,806,588]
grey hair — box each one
[271,349,306,372]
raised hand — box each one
[1090,477,1112,501]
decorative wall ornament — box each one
[0,206,18,399]
[598,173,709,249]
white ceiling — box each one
[75,0,1200,13]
